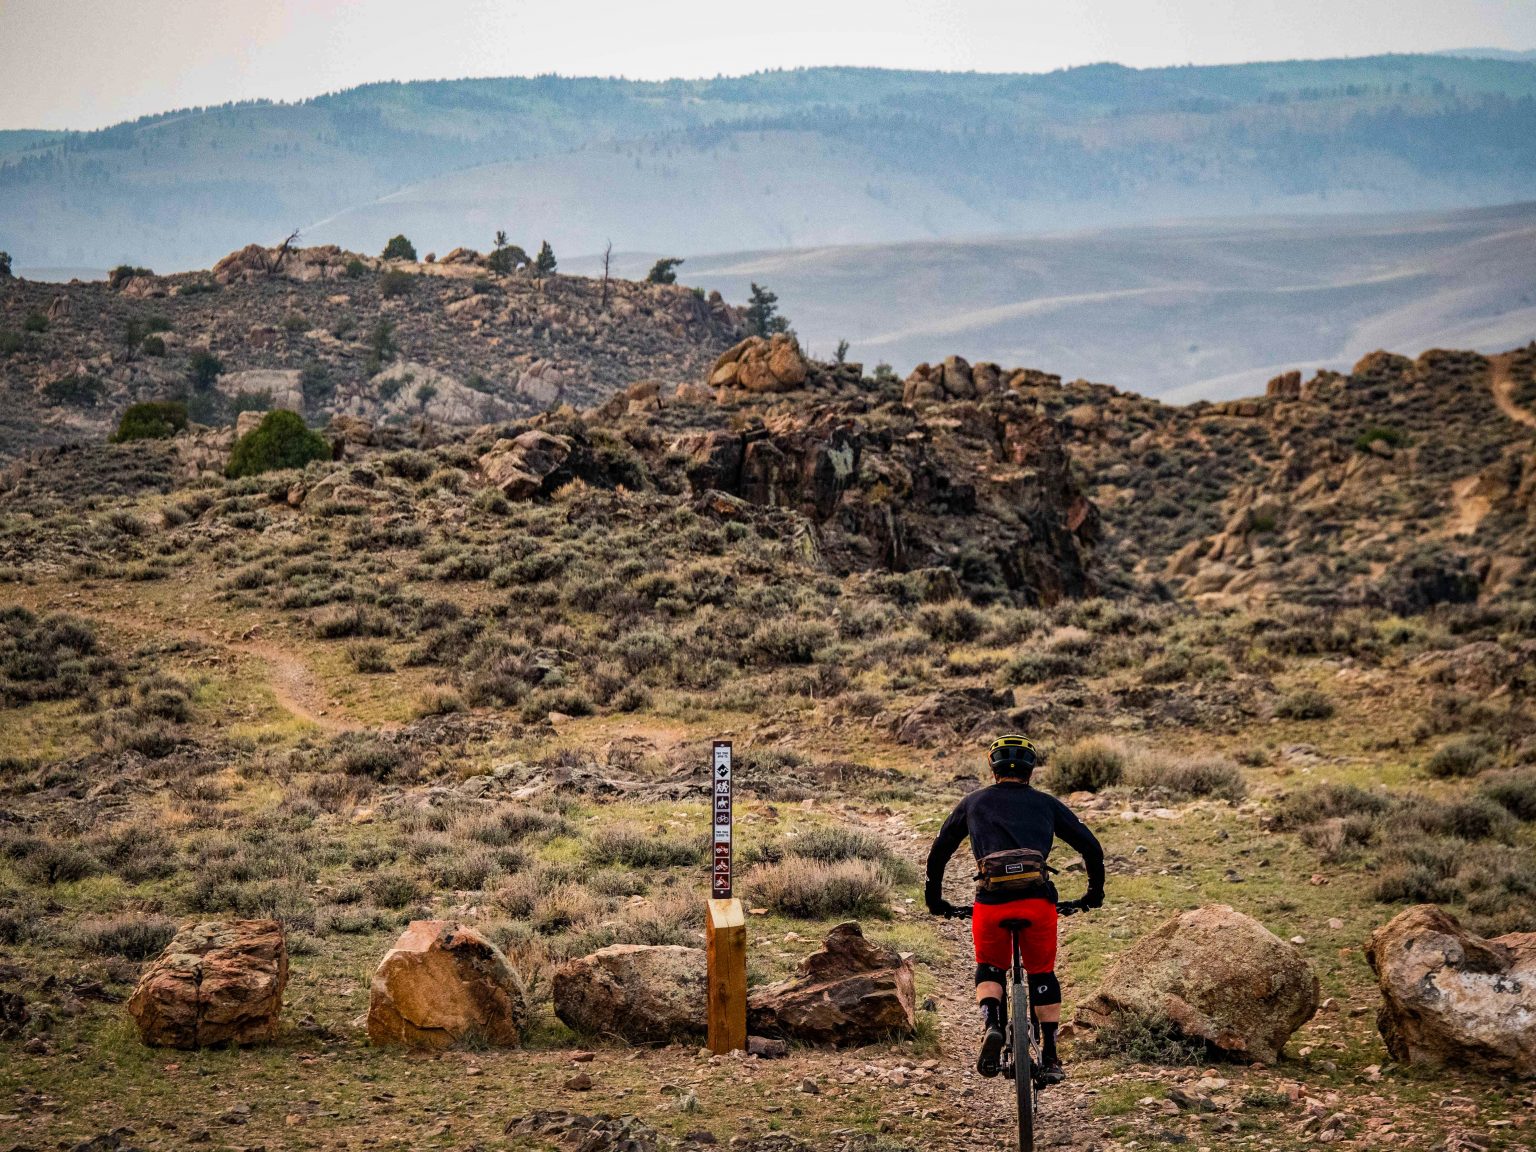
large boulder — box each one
[368,921,529,1049]
[1075,904,1318,1064]
[747,922,915,1046]
[553,944,708,1043]
[479,430,573,499]
[710,335,808,394]
[127,920,287,1049]
[1365,905,1536,1077]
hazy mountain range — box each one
[3,54,1536,272]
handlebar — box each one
[939,900,1092,920]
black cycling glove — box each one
[1082,887,1105,910]
[924,882,959,918]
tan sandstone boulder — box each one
[553,944,708,1043]
[747,922,916,1045]
[1365,904,1536,1077]
[127,920,287,1049]
[368,921,528,1049]
[478,429,573,499]
[1075,904,1318,1063]
[709,334,809,394]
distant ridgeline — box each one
[2,55,1535,267]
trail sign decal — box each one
[712,741,732,899]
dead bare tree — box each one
[600,240,613,310]
[265,229,301,277]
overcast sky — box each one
[2,0,1534,130]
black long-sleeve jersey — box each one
[925,780,1106,906]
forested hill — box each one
[3,54,1536,270]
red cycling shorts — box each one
[972,897,1058,975]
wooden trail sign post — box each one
[707,740,746,1054]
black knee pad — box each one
[1027,971,1062,1006]
[974,963,1007,987]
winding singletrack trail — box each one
[1489,354,1536,431]
[239,640,345,730]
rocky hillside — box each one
[0,243,744,457]
[892,345,1536,609]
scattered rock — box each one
[1075,904,1318,1063]
[553,944,707,1043]
[1365,904,1536,1077]
[747,1035,788,1059]
[127,920,287,1049]
[367,920,528,1049]
[747,922,916,1045]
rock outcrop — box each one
[127,920,288,1049]
[747,922,916,1045]
[1365,904,1536,1077]
[667,396,1099,603]
[1075,904,1318,1063]
[479,430,574,499]
[367,921,528,1049]
[552,944,708,1043]
[710,334,809,394]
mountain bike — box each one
[949,900,1087,1152]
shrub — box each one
[588,824,702,869]
[344,258,367,278]
[1269,783,1391,830]
[226,410,331,478]
[43,372,105,406]
[1047,737,1125,793]
[416,688,465,717]
[75,914,177,959]
[1355,427,1407,452]
[0,330,22,355]
[1482,771,1536,821]
[784,826,914,883]
[381,234,417,261]
[1083,1008,1211,1065]
[379,270,414,299]
[336,739,403,778]
[1274,688,1334,720]
[1426,736,1495,779]
[112,400,188,442]
[16,841,100,885]
[348,642,393,674]
[140,334,166,356]
[22,311,48,333]
[1000,649,1080,685]
[749,619,833,665]
[746,858,890,919]
[187,348,223,390]
[1129,754,1247,802]
[916,601,985,644]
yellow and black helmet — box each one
[988,734,1038,776]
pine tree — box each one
[381,234,417,262]
[745,282,790,338]
[534,240,557,276]
[647,257,683,285]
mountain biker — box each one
[924,734,1105,1084]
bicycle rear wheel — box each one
[1012,978,1034,1152]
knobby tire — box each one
[1012,978,1034,1152]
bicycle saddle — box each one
[998,918,1033,931]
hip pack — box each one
[974,848,1052,897]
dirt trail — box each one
[1489,354,1536,430]
[928,914,1100,1150]
[237,640,348,730]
